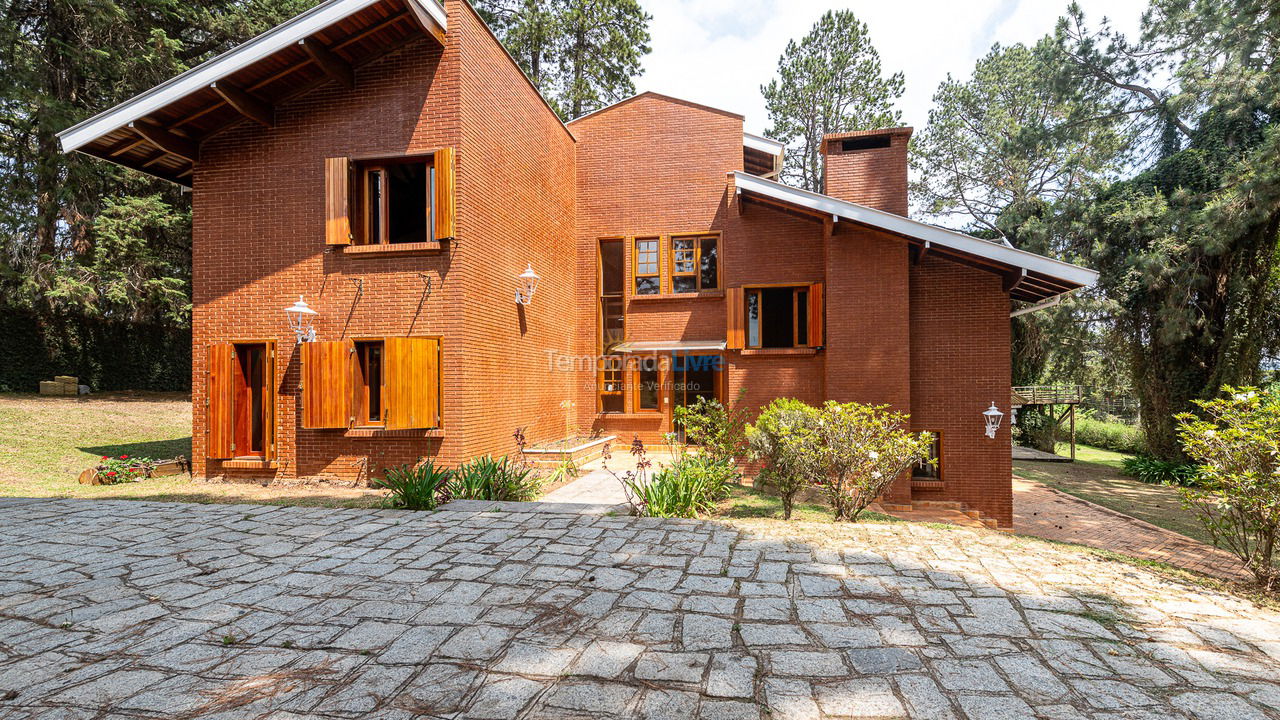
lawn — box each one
[1014,442,1213,547]
[0,392,384,507]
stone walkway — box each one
[2,498,1279,719]
[1011,477,1251,581]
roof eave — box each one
[731,171,1099,291]
[57,0,446,154]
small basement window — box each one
[360,158,434,244]
[914,432,942,479]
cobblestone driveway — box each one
[1,498,1278,719]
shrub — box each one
[746,398,823,520]
[1074,415,1145,455]
[623,454,735,518]
[451,455,542,502]
[1176,386,1280,590]
[673,390,750,463]
[376,460,453,510]
[815,402,935,521]
[1121,455,1200,486]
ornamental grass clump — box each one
[450,455,542,502]
[376,460,453,510]
[1175,386,1280,590]
[617,442,736,519]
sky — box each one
[635,0,1149,135]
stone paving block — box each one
[492,642,580,676]
[699,699,763,720]
[330,620,410,652]
[635,651,709,683]
[767,650,848,677]
[639,688,700,720]
[464,674,546,719]
[934,658,1010,692]
[895,674,956,719]
[813,677,905,717]
[436,625,515,661]
[683,613,734,651]
[379,624,456,664]
[570,639,645,678]
[396,662,481,716]
[543,680,638,715]
[1171,692,1271,720]
[706,652,757,698]
[846,646,922,674]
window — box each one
[727,283,823,351]
[302,337,441,430]
[361,158,433,244]
[746,286,812,348]
[634,237,660,295]
[599,238,626,412]
[324,149,455,246]
[355,341,385,426]
[914,432,942,479]
[668,234,719,293]
[631,355,667,412]
[206,342,275,460]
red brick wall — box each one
[191,0,576,483]
[909,257,1013,526]
[821,128,912,216]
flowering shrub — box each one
[1176,386,1280,589]
[814,402,934,521]
[746,399,823,520]
[96,454,153,484]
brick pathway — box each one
[1012,477,1251,581]
[2,498,1279,719]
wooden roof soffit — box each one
[128,120,198,162]
[300,38,355,90]
[210,81,275,127]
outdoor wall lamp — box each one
[284,295,318,344]
[983,402,1005,439]
[515,263,540,306]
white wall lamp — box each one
[284,295,318,344]
[983,402,1005,439]
[515,263,540,306]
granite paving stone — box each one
[0,498,1277,719]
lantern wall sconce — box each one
[284,295,318,344]
[515,263,540,306]
[983,402,1005,439]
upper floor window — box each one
[631,233,720,295]
[361,159,433,245]
[324,149,455,247]
[726,283,824,351]
[634,237,661,295]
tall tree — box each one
[912,40,1127,449]
[1055,0,1280,459]
[472,0,651,120]
[762,10,904,192]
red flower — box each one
[101,456,108,460]
[106,471,117,477]
[120,455,128,459]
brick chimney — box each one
[820,127,912,216]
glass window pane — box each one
[700,236,718,289]
[367,171,382,243]
[600,239,624,295]
[639,368,659,409]
[636,276,660,295]
[672,275,697,294]
[673,238,696,274]
[747,291,760,347]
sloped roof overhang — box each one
[57,0,446,186]
[732,171,1098,303]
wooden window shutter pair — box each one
[323,149,455,245]
[206,342,276,460]
[301,338,441,430]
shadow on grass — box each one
[80,437,192,460]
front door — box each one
[673,354,722,442]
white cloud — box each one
[636,0,1148,135]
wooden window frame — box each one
[208,339,276,461]
[914,430,943,480]
[742,283,823,350]
[632,236,661,295]
[667,232,720,293]
[353,339,386,428]
[630,355,668,413]
[357,156,436,246]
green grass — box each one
[0,392,384,507]
[1054,442,1130,469]
[715,485,903,524]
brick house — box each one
[59,0,1096,527]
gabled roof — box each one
[732,171,1098,302]
[57,0,446,185]
[567,91,744,125]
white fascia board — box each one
[743,132,784,155]
[58,0,446,153]
[733,171,1099,288]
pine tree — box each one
[761,11,904,192]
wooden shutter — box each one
[263,341,277,461]
[325,157,352,245]
[808,282,824,347]
[725,287,744,350]
[301,340,354,429]
[384,337,441,430]
[433,147,456,241]
[206,343,235,459]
